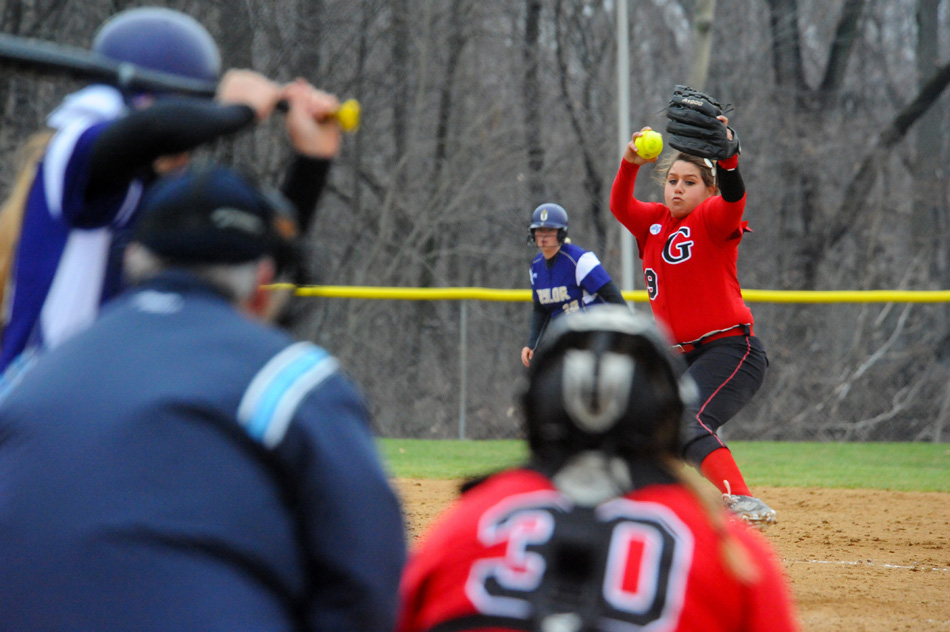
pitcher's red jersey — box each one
[610,160,754,346]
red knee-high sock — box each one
[699,447,751,496]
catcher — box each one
[397,306,798,632]
[609,86,776,527]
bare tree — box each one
[2,0,949,441]
[687,0,717,89]
[522,0,545,204]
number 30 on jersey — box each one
[465,491,694,629]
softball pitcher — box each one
[609,86,776,527]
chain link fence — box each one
[289,288,950,443]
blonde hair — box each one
[0,130,55,322]
[666,457,762,585]
[652,151,719,192]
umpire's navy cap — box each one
[133,164,280,264]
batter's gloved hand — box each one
[665,85,740,161]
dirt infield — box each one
[395,480,950,632]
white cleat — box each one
[723,493,778,528]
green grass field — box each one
[380,439,950,492]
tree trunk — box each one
[824,59,950,257]
[687,0,716,89]
[912,0,942,278]
[390,0,410,162]
[522,0,545,204]
[765,0,806,95]
[553,0,607,252]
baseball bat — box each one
[0,32,361,132]
[0,32,218,97]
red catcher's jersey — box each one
[609,160,754,346]
[397,468,798,632]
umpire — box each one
[0,164,406,632]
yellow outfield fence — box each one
[266,283,950,441]
[268,284,950,304]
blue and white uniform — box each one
[0,86,138,370]
[0,271,407,632]
[0,85,263,373]
[522,202,627,355]
[525,242,623,351]
[530,242,613,318]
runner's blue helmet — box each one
[93,7,221,82]
[529,203,569,243]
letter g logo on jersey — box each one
[662,227,693,264]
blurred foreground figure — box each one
[0,165,405,632]
[398,306,798,632]
[0,6,342,371]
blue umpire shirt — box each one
[0,271,406,632]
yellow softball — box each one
[335,99,361,133]
[634,130,663,160]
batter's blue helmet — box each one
[93,7,221,83]
[528,203,569,244]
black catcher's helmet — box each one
[522,306,695,468]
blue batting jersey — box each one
[530,242,613,318]
[0,86,142,372]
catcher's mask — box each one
[522,306,696,467]
[527,203,568,245]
